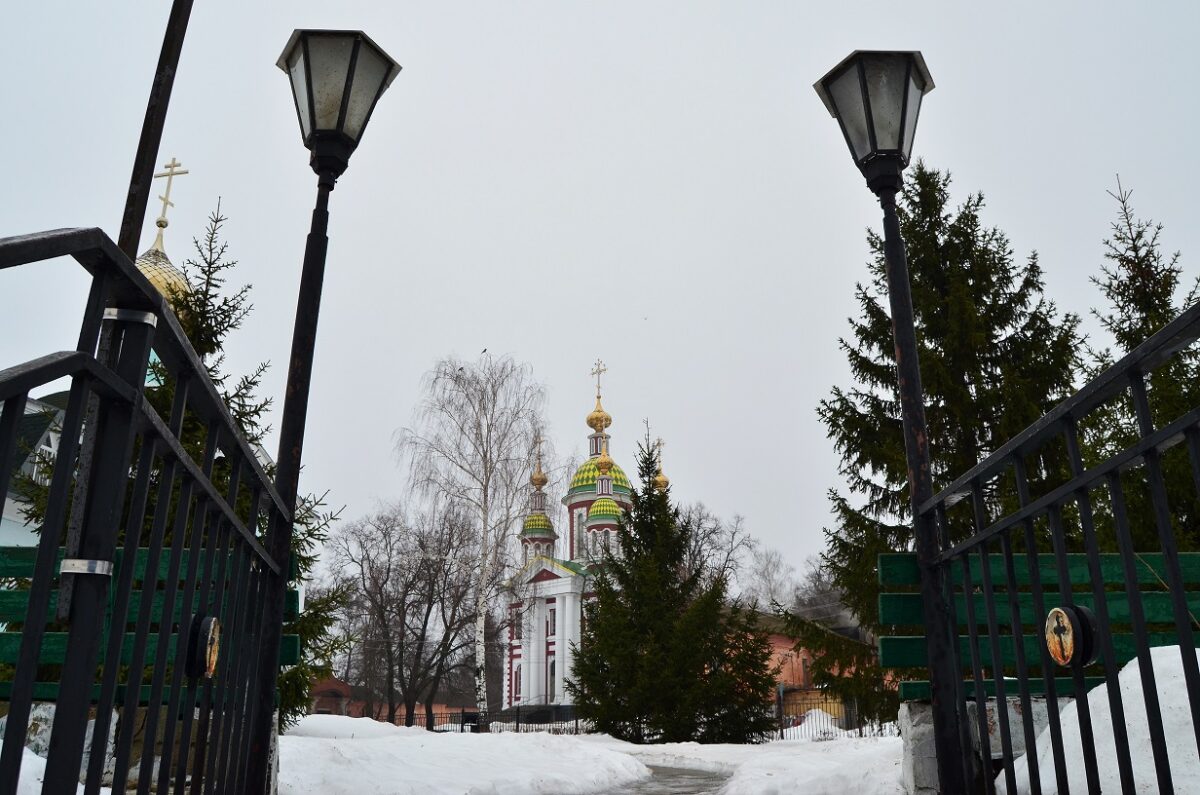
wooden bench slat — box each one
[879,591,1200,627]
[0,631,300,703]
[879,631,1182,669]
[0,546,200,581]
[0,632,298,668]
[878,551,1200,588]
[897,676,1107,701]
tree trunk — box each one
[473,596,489,712]
[424,672,442,731]
[385,642,398,724]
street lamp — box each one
[246,29,400,793]
[272,29,401,514]
[278,29,402,179]
[815,51,966,793]
[814,50,933,194]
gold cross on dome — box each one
[655,437,665,454]
[153,157,189,225]
[591,359,607,396]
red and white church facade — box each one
[504,383,665,709]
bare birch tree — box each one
[739,546,798,608]
[397,354,545,711]
[677,502,755,589]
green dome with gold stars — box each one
[567,458,631,497]
[587,497,622,523]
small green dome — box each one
[587,497,622,523]
[568,458,631,496]
[520,513,555,538]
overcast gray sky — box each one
[3,1,1199,575]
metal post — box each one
[117,0,196,259]
[875,184,968,793]
[245,172,335,793]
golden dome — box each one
[135,246,190,299]
[530,458,548,490]
[586,395,612,432]
[596,438,614,476]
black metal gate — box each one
[918,301,1200,792]
[0,228,290,793]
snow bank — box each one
[278,715,649,795]
[285,714,428,739]
[579,734,904,794]
[1000,645,1200,794]
[13,747,110,795]
[719,737,904,795]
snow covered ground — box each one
[278,715,904,795]
[580,734,903,794]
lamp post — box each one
[245,30,400,793]
[273,28,402,524]
[815,51,967,792]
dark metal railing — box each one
[0,228,290,794]
[919,300,1200,793]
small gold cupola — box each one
[596,436,614,476]
[653,437,670,491]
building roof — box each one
[34,391,70,412]
[567,458,631,496]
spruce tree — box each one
[566,440,776,743]
[801,163,1081,712]
[1087,180,1200,551]
[168,207,349,728]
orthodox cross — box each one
[591,359,607,397]
[655,437,665,457]
[153,157,189,225]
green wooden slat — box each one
[0,632,175,665]
[877,554,921,588]
[0,547,195,581]
[0,591,55,621]
[0,547,44,578]
[897,676,1107,701]
[880,591,1200,627]
[0,682,164,705]
[284,590,301,622]
[879,631,1182,669]
[878,551,1200,587]
[0,583,297,631]
[280,634,300,666]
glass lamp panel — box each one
[307,34,355,131]
[343,43,391,141]
[827,65,870,162]
[286,46,311,139]
[902,69,924,161]
[863,53,907,152]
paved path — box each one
[604,765,729,795]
